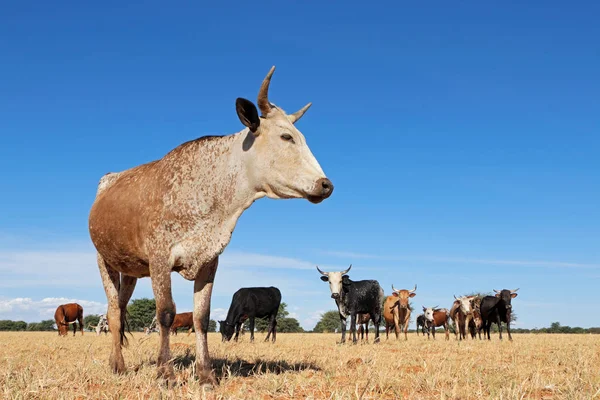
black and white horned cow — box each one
[219,287,281,343]
[480,288,519,341]
[317,265,384,344]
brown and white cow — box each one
[170,312,194,336]
[383,285,416,340]
[54,303,84,336]
[356,313,370,341]
[452,295,476,340]
[422,306,450,340]
[88,67,333,385]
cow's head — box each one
[391,284,417,309]
[236,67,333,204]
[422,306,437,322]
[317,265,351,300]
[494,288,519,310]
[219,320,235,342]
[454,295,475,315]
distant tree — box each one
[208,319,217,332]
[26,320,55,331]
[278,317,304,333]
[313,311,345,333]
[84,314,101,330]
[0,320,27,331]
[127,298,156,331]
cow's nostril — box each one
[320,178,333,196]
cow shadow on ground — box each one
[172,353,320,381]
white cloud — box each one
[0,297,107,322]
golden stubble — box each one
[1,332,598,399]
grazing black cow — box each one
[416,314,428,336]
[480,288,519,341]
[317,265,384,344]
[219,287,281,343]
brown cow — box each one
[170,312,194,336]
[54,303,84,336]
[88,66,333,385]
[449,299,463,339]
[383,284,416,340]
[422,306,450,340]
[469,309,483,339]
[356,313,370,341]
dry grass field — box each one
[1,331,599,399]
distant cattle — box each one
[170,312,194,336]
[422,306,450,340]
[416,314,428,336]
[469,309,483,339]
[145,316,158,335]
[96,314,109,336]
[452,295,476,340]
[317,265,384,344]
[54,303,84,336]
[480,289,519,340]
[220,287,281,343]
[356,313,371,341]
[383,285,416,340]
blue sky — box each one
[1,2,599,330]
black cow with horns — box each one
[317,265,384,344]
[219,287,281,343]
[479,288,519,341]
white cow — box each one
[88,66,333,386]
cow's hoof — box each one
[197,369,217,388]
[109,354,126,374]
[157,364,176,381]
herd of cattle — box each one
[78,66,520,384]
[54,265,519,344]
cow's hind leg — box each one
[78,308,84,336]
[193,257,218,387]
[150,260,176,380]
[97,254,126,374]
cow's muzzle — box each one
[331,293,340,299]
[307,178,334,204]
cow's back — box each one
[232,287,281,317]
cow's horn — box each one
[392,284,398,292]
[409,284,417,293]
[341,264,352,275]
[289,102,312,123]
[511,288,520,293]
[454,294,458,299]
[493,289,500,293]
[316,266,328,276]
[258,66,275,116]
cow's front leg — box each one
[150,260,176,380]
[497,314,503,340]
[192,257,218,387]
[339,317,347,343]
[350,313,357,344]
[249,317,256,342]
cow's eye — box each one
[280,133,294,143]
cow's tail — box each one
[120,308,132,347]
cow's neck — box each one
[160,130,265,251]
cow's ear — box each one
[320,276,329,282]
[392,292,399,297]
[511,293,518,299]
[236,98,260,133]
[495,293,501,298]
[409,293,416,298]
[342,275,351,285]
